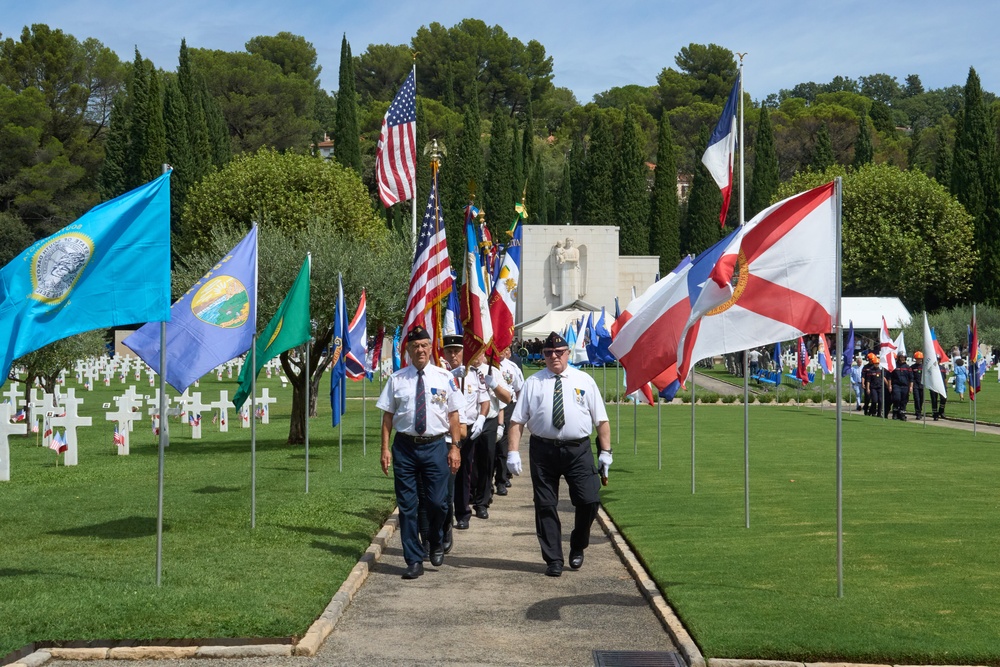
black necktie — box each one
[415,370,427,434]
[552,374,565,429]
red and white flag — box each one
[879,316,897,372]
[487,221,522,355]
[461,208,493,362]
[702,72,741,225]
[401,173,452,357]
[795,337,810,385]
[375,70,416,207]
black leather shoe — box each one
[430,546,444,567]
[402,562,424,579]
[443,526,453,554]
[545,561,563,577]
[475,506,489,520]
[505,480,512,488]
[495,485,508,496]
[569,550,584,570]
[455,519,470,529]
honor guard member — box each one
[889,352,912,420]
[494,346,525,496]
[861,353,879,416]
[377,326,462,580]
[506,331,612,578]
[441,336,488,531]
[470,353,512,518]
[930,358,948,420]
[910,351,925,419]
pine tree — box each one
[951,67,1000,303]
[648,113,680,273]
[582,112,615,225]
[614,108,650,255]
[810,123,835,172]
[99,93,129,200]
[484,106,513,237]
[683,125,723,256]
[747,106,779,217]
[141,66,167,184]
[532,153,547,225]
[333,34,361,175]
[555,158,572,224]
[853,114,874,169]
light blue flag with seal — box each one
[124,225,257,393]
[0,173,172,381]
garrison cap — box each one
[543,331,569,349]
[406,325,431,343]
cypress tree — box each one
[683,125,723,256]
[178,39,211,179]
[415,98,430,220]
[952,67,1000,303]
[484,106,513,237]
[510,119,524,206]
[614,107,650,255]
[99,93,129,200]
[934,127,953,186]
[125,49,149,191]
[142,66,167,184]
[582,112,616,225]
[555,158,572,224]
[201,76,231,168]
[747,106,779,217]
[810,123,835,171]
[449,88,484,263]
[648,112,680,272]
[569,134,586,224]
[162,74,192,230]
[532,153,547,225]
[853,114,874,169]
[333,34,361,175]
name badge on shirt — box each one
[430,387,447,406]
[574,388,586,406]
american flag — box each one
[375,69,417,207]
[113,424,125,447]
[402,173,452,354]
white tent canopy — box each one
[840,297,911,330]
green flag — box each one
[233,255,311,409]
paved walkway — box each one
[44,439,683,667]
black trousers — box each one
[892,388,909,418]
[453,435,476,522]
[869,386,883,416]
[418,461,455,545]
[931,391,947,417]
[472,417,498,509]
[494,403,516,488]
[528,435,601,565]
[392,435,448,565]
[913,385,924,416]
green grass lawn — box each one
[603,403,1000,664]
[5,367,1000,663]
[0,372,395,658]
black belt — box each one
[531,435,589,447]
[399,433,444,445]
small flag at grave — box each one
[49,431,67,454]
[12,409,25,423]
[113,424,125,447]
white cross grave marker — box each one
[0,402,28,481]
[106,388,143,455]
[256,388,276,425]
[51,388,92,466]
[3,381,23,410]
[210,391,230,432]
[185,392,210,439]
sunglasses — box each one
[542,349,568,357]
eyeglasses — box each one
[542,349,568,357]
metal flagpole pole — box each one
[691,371,696,494]
[305,339,311,493]
[251,339,257,528]
[835,176,844,598]
[616,364,620,446]
[973,303,977,435]
[737,56,750,528]
[363,371,367,456]
[632,394,637,455]
[657,395,662,471]
[339,391,344,472]
[155,162,170,587]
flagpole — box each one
[835,176,844,598]
[616,364,620,446]
[972,303,977,435]
[411,61,418,251]
[738,55,750,529]
[305,339,311,493]
[632,395,637,455]
[251,337,257,528]
[155,163,170,588]
[691,371,696,494]
[657,395,662,471]
[362,372,367,456]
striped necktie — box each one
[415,370,427,434]
[552,374,565,429]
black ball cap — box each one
[543,331,568,349]
[442,334,463,348]
[407,325,431,343]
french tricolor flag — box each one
[702,72,741,226]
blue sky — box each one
[5,1,997,102]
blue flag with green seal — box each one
[0,173,172,381]
[124,226,257,393]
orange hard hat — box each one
[914,351,924,359]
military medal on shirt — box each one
[430,387,447,406]
[574,387,586,406]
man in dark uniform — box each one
[861,353,879,416]
[930,359,948,420]
[889,352,912,420]
[506,331,612,578]
[910,351,925,419]
[377,326,462,580]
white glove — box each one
[451,365,465,378]
[483,373,498,389]
[496,423,505,440]
[598,450,613,478]
[506,450,522,476]
[470,415,486,439]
